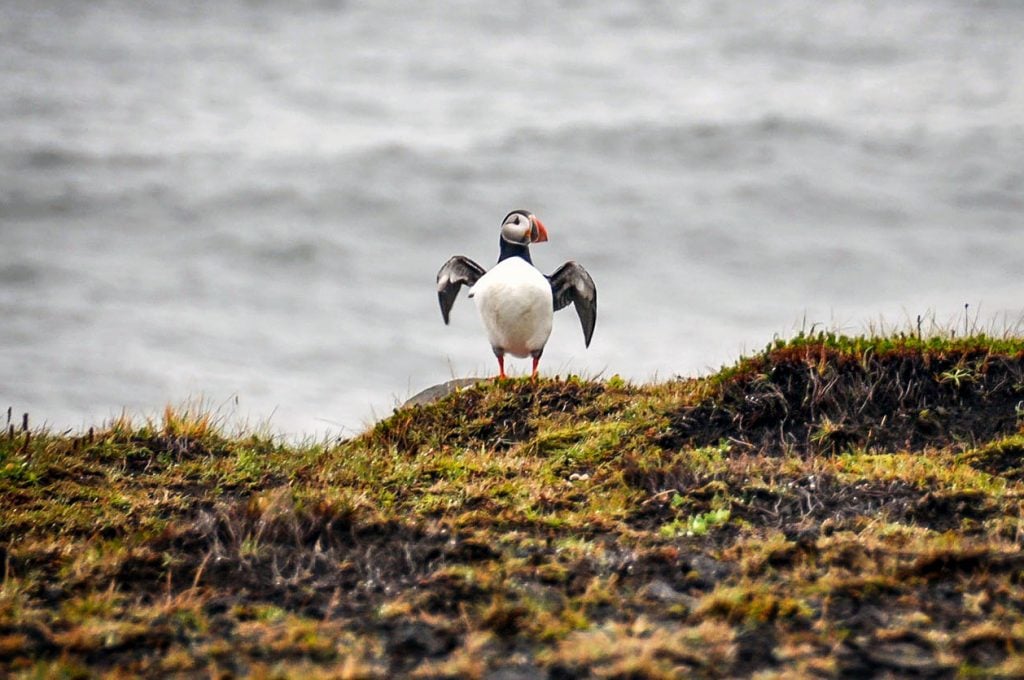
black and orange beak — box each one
[530,216,549,243]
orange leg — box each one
[531,355,540,381]
[497,354,507,380]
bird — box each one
[437,209,596,379]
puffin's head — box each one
[500,209,549,246]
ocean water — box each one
[2,0,1022,436]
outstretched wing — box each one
[549,261,597,347]
[436,256,486,324]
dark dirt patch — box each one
[154,502,456,617]
[119,434,227,474]
[905,490,997,531]
[733,477,922,530]
[842,633,954,678]
[897,548,1024,580]
[384,621,458,667]
[960,629,1019,667]
[819,580,1009,678]
[962,438,1024,481]
[0,624,58,660]
[816,567,1024,676]
[735,626,779,669]
[622,464,1001,536]
[659,345,1024,456]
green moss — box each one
[660,508,732,538]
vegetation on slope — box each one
[2,333,1024,677]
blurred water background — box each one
[2,0,1022,436]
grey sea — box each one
[2,1,1022,436]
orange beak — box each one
[530,216,549,243]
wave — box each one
[490,115,851,152]
[5,145,198,171]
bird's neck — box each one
[498,238,532,264]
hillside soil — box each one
[2,334,1024,677]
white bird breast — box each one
[469,258,554,358]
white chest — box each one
[470,258,554,357]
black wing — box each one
[436,256,486,324]
[549,261,597,347]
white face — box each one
[501,212,533,244]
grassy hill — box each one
[3,333,1024,677]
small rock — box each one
[689,555,733,584]
[486,664,544,680]
[850,635,953,675]
[864,642,944,671]
[638,579,696,607]
[386,621,456,659]
[403,378,482,408]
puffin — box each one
[436,209,597,379]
